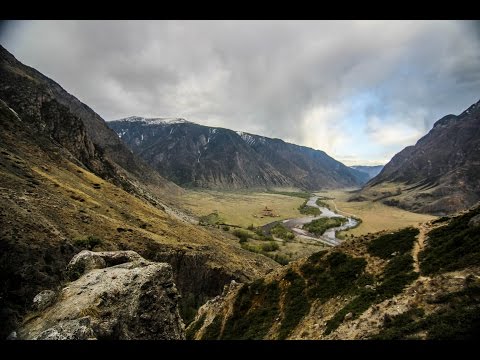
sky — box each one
[1,20,479,166]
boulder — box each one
[16,250,185,340]
[66,250,143,280]
[32,290,57,311]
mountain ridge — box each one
[108,116,369,190]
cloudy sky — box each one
[1,20,479,165]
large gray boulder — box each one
[16,250,185,340]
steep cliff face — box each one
[187,207,480,340]
[15,251,185,340]
[358,100,480,215]
[108,117,368,190]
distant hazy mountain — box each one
[358,99,480,215]
[350,165,384,181]
[108,117,369,190]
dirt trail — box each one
[413,223,428,273]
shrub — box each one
[270,223,295,241]
[222,225,230,231]
[73,235,103,250]
[278,270,310,339]
[367,227,419,259]
[261,241,280,252]
[420,206,480,275]
[233,229,250,243]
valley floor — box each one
[317,189,437,237]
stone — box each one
[16,250,185,340]
[32,290,56,311]
[344,312,353,321]
[66,250,144,280]
[468,214,480,228]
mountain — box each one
[350,165,383,181]
[186,207,480,340]
[108,117,369,190]
[356,100,480,215]
[0,46,277,338]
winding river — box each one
[265,195,358,247]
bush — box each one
[367,227,419,259]
[261,241,280,252]
[73,235,103,250]
[247,224,254,230]
[270,223,295,241]
[233,229,250,243]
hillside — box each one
[187,207,480,340]
[350,165,383,181]
[0,47,279,338]
[108,117,368,190]
[357,100,480,215]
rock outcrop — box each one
[15,251,185,340]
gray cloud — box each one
[1,20,479,165]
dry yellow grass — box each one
[318,189,437,237]
[180,190,305,227]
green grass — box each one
[278,270,310,339]
[367,227,419,259]
[232,229,251,243]
[420,206,480,275]
[298,199,321,216]
[302,217,347,236]
[266,190,311,199]
[270,223,295,241]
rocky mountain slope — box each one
[108,117,369,190]
[13,250,185,340]
[0,46,279,338]
[350,165,383,181]
[357,100,480,215]
[187,207,480,340]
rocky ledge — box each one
[12,250,185,340]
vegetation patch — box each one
[373,282,480,339]
[315,198,331,209]
[270,223,295,241]
[303,217,347,236]
[298,200,321,216]
[324,251,418,335]
[301,251,367,302]
[221,280,281,339]
[73,235,103,250]
[367,227,419,259]
[278,270,310,339]
[199,211,222,226]
[266,190,311,199]
[233,229,251,243]
[420,206,480,275]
